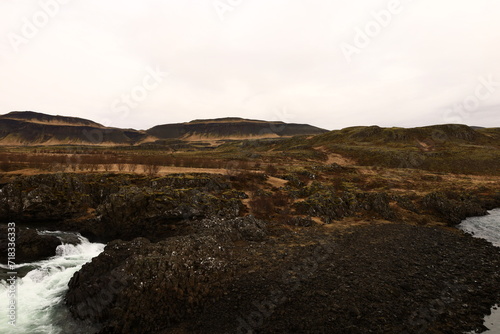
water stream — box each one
[0,231,104,334]
[458,208,500,333]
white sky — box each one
[1,0,499,130]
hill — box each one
[310,124,491,145]
[0,112,329,146]
[1,111,104,128]
[146,117,328,140]
[0,111,149,145]
[305,124,500,174]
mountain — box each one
[146,117,328,140]
[1,111,104,127]
[0,112,328,146]
[3,111,496,149]
[0,111,149,145]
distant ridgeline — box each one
[0,111,147,146]
[147,117,328,140]
[0,112,327,146]
[0,111,498,156]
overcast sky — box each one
[1,0,499,131]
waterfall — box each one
[0,232,104,334]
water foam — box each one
[0,232,104,334]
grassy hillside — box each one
[306,124,500,175]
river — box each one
[458,208,500,333]
[0,232,104,334]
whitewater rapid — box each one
[458,208,500,334]
[0,231,105,334]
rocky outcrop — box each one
[293,190,396,223]
[1,173,497,240]
[421,191,489,225]
[0,226,61,263]
[66,220,500,334]
[0,173,244,242]
[78,185,242,242]
[0,173,123,224]
[65,216,267,333]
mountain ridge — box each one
[147,117,328,141]
[1,111,105,128]
[1,111,498,147]
[0,111,329,145]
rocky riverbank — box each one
[188,223,500,334]
[0,173,243,242]
[1,172,500,333]
[65,218,500,334]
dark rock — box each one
[65,216,268,333]
[147,174,232,192]
[286,216,314,227]
[90,185,243,241]
[0,174,244,242]
[293,190,396,223]
[421,191,488,225]
[0,225,61,263]
[0,173,123,224]
[56,232,82,245]
[183,224,500,334]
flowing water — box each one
[458,209,500,333]
[0,231,105,334]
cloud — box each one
[1,0,499,130]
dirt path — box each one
[316,146,356,166]
[3,166,229,176]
